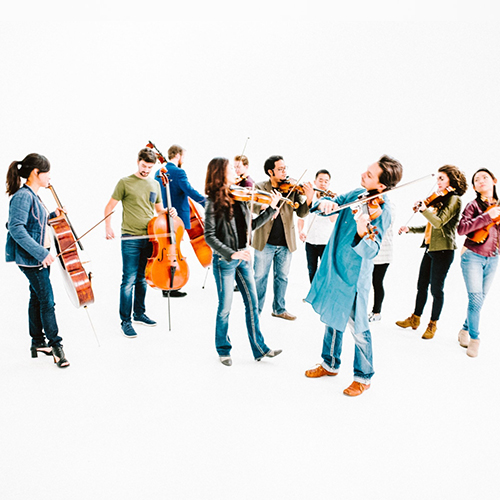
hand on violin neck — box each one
[269,189,282,209]
[413,200,426,213]
[356,213,371,238]
[55,207,66,217]
[302,181,315,205]
[231,249,251,261]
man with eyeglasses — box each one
[251,155,314,320]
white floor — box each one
[1,227,499,500]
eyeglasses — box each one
[274,166,287,173]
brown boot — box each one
[422,320,437,339]
[396,314,421,330]
[467,338,480,357]
[458,329,470,348]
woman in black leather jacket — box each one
[204,157,282,366]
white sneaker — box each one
[368,313,381,322]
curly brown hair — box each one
[438,165,468,197]
[205,157,233,217]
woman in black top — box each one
[204,157,282,366]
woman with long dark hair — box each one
[457,168,499,357]
[204,157,282,366]
[6,153,69,367]
[396,165,468,339]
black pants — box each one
[371,263,389,314]
[306,242,326,283]
[414,249,454,321]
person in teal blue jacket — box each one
[304,155,403,397]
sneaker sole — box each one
[132,320,157,327]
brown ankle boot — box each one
[467,338,480,357]
[395,314,421,330]
[422,320,437,339]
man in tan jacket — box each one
[252,155,314,320]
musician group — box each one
[5,147,499,397]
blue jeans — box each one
[253,244,292,315]
[460,249,498,339]
[19,265,63,347]
[320,308,374,384]
[120,237,152,323]
[212,253,270,359]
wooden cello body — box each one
[47,185,94,308]
[146,140,212,268]
[187,199,212,268]
[145,168,189,291]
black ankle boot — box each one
[31,341,52,358]
[51,345,70,368]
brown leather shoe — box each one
[343,381,370,397]
[458,329,470,348]
[395,313,420,330]
[422,320,437,339]
[467,338,480,357]
[272,311,297,321]
[305,364,337,378]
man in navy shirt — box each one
[154,144,206,298]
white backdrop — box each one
[1,2,499,499]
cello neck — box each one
[47,183,84,251]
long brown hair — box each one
[205,157,233,218]
[6,153,50,196]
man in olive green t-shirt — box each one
[104,148,166,338]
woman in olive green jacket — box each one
[396,165,468,339]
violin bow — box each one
[55,212,114,258]
[276,169,308,210]
[317,173,435,216]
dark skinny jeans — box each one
[371,263,389,314]
[414,249,454,321]
[305,242,326,283]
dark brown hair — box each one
[138,148,157,164]
[168,144,184,160]
[205,157,233,217]
[378,155,403,189]
[472,168,498,211]
[6,153,50,196]
[438,165,468,197]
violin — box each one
[277,177,336,198]
[413,186,455,212]
[352,195,385,240]
[145,168,189,291]
[147,141,212,269]
[235,173,249,186]
[229,185,298,209]
[469,203,500,244]
[47,184,94,308]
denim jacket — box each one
[6,185,53,266]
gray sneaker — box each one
[219,356,232,366]
[122,321,138,338]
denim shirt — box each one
[5,185,52,266]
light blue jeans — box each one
[460,249,498,339]
[253,244,292,315]
[212,253,270,359]
[320,309,374,384]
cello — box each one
[146,141,213,268]
[47,184,94,308]
[145,167,189,292]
